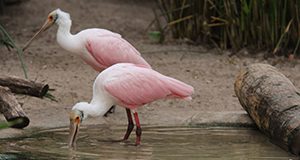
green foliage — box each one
[0,118,24,129]
[157,0,300,55]
[0,24,28,78]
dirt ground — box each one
[1,0,300,136]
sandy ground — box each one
[1,0,300,137]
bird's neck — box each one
[57,19,72,35]
[78,102,109,119]
[86,86,116,117]
[56,20,81,53]
[86,99,113,117]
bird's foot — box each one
[135,138,141,146]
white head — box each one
[68,102,88,149]
[71,102,89,119]
[23,8,72,51]
[51,8,71,26]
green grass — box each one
[157,0,300,55]
[0,24,28,78]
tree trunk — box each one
[234,63,300,155]
[0,75,49,98]
[0,86,29,128]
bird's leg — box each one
[103,105,116,117]
[109,105,116,113]
[123,108,134,141]
[133,111,142,146]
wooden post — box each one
[234,63,300,155]
[0,75,49,98]
[0,86,29,128]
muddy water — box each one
[0,126,296,160]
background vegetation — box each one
[156,0,300,56]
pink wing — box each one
[104,65,194,108]
[85,36,151,70]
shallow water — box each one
[0,126,297,160]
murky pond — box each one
[0,126,297,159]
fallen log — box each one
[0,86,29,128]
[234,63,300,155]
[0,75,49,98]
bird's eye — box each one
[49,16,53,20]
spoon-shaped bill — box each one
[23,19,54,51]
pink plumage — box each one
[85,35,151,71]
[102,63,194,109]
[72,63,194,145]
[23,9,151,72]
[25,9,194,146]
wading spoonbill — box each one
[68,63,194,149]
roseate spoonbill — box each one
[23,9,152,115]
[68,63,194,149]
[23,9,151,71]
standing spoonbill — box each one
[68,63,194,149]
[23,8,151,71]
[23,9,152,115]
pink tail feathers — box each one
[166,77,194,100]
